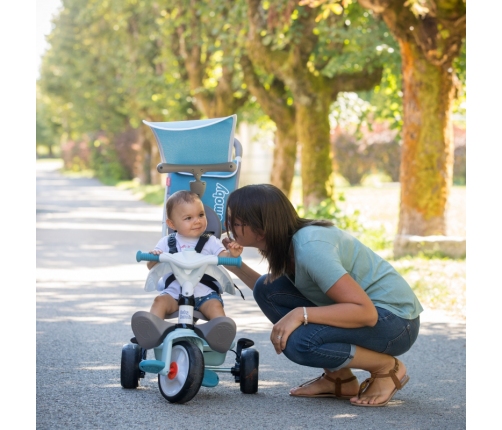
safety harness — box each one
[163,232,245,299]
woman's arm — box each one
[225,262,261,290]
[220,237,261,290]
[302,274,378,328]
[270,274,378,354]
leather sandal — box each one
[289,373,359,399]
[351,358,410,407]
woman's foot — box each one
[290,368,359,399]
[350,358,409,407]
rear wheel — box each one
[158,341,204,404]
[120,343,142,389]
[240,348,259,394]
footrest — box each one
[202,369,219,387]
[194,316,236,353]
[131,311,175,350]
[139,359,165,374]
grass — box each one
[117,179,165,205]
[55,163,466,321]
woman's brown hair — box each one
[225,184,332,281]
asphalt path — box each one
[36,160,466,429]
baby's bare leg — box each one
[198,299,225,320]
[150,294,178,319]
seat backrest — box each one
[144,115,236,165]
[143,115,241,237]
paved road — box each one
[36,160,466,429]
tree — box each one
[240,55,298,195]
[38,0,196,183]
[356,0,466,237]
[245,0,386,207]
[160,1,249,118]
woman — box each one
[223,184,422,407]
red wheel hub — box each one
[168,362,178,380]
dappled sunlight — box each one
[79,365,119,371]
[417,321,465,340]
[38,209,161,222]
[37,221,160,232]
[37,315,119,324]
[217,379,288,389]
[230,317,273,333]
[37,264,148,282]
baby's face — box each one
[167,199,207,238]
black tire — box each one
[120,343,142,389]
[240,348,259,394]
[158,341,204,404]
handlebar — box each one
[136,251,159,262]
[136,251,242,268]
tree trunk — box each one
[397,38,455,236]
[270,125,298,196]
[295,95,333,207]
[240,55,298,195]
[357,0,465,241]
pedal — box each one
[139,359,165,374]
[201,369,219,387]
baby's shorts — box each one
[194,292,223,310]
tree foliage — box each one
[36,0,466,225]
[243,0,393,206]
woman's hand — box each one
[270,307,304,354]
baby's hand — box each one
[149,249,163,255]
[227,241,243,257]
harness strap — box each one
[195,232,213,253]
[167,232,214,254]
[167,233,177,254]
[165,231,220,295]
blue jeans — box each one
[253,275,420,370]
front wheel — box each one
[120,343,142,389]
[240,348,259,394]
[158,341,204,404]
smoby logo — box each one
[212,183,229,221]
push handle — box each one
[157,162,237,175]
[217,256,242,267]
[136,251,159,263]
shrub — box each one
[453,145,466,185]
[296,194,363,232]
[296,195,393,252]
[332,133,372,186]
[332,125,401,185]
[90,134,129,184]
[60,139,91,171]
[60,131,133,184]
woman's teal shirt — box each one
[291,226,423,320]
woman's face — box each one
[230,219,265,250]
